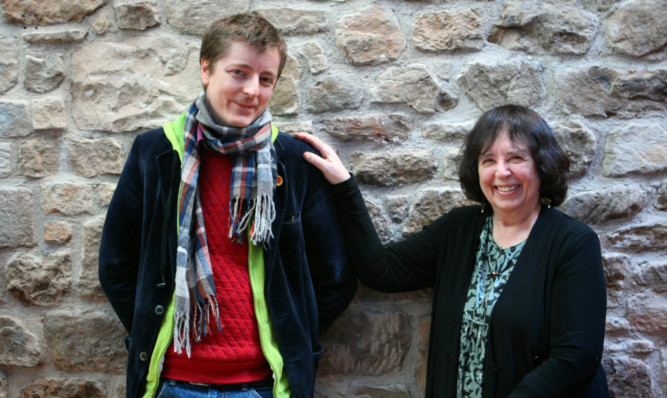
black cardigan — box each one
[332,177,609,398]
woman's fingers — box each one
[295,132,351,184]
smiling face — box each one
[201,40,281,127]
[478,131,541,220]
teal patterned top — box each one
[456,216,526,397]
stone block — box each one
[607,222,667,253]
[97,182,117,207]
[0,316,43,367]
[363,195,395,244]
[32,98,67,130]
[269,76,299,116]
[552,121,597,177]
[422,121,474,142]
[45,221,73,245]
[0,35,18,94]
[273,121,312,135]
[348,150,436,187]
[1,0,104,25]
[319,311,411,376]
[632,260,667,293]
[602,123,666,177]
[19,379,105,398]
[297,41,328,74]
[258,9,328,35]
[0,189,36,248]
[414,8,484,53]
[458,60,545,110]
[372,64,444,114]
[114,0,160,30]
[402,188,470,236]
[66,137,124,177]
[24,54,65,93]
[5,252,72,306]
[489,0,598,55]
[307,77,363,114]
[561,184,649,224]
[336,5,405,66]
[43,310,127,372]
[80,216,106,301]
[0,100,31,138]
[18,139,60,177]
[165,0,250,35]
[556,66,666,118]
[22,28,88,44]
[0,143,11,176]
[606,0,667,59]
[41,181,94,215]
[0,369,6,398]
[656,181,667,210]
[601,253,628,292]
[604,355,657,397]
[319,114,411,143]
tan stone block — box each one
[80,216,106,301]
[607,0,667,59]
[1,0,104,25]
[0,36,18,94]
[19,379,105,398]
[258,8,328,35]
[24,54,65,94]
[6,252,72,306]
[561,184,649,224]
[66,137,124,178]
[0,316,43,367]
[0,143,11,177]
[307,77,363,114]
[114,0,160,30]
[297,41,328,74]
[372,64,443,114]
[607,222,667,252]
[165,0,250,35]
[0,189,36,248]
[348,149,436,187]
[414,9,484,53]
[602,123,667,177]
[41,181,94,215]
[18,139,59,177]
[97,182,117,207]
[319,114,412,143]
[269,76,299,116]
[22,28,87,44]
[553,121,597,177]
[33,98,67,131]
[44,221,73,245]
[402,188,470,236]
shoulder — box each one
[274,131,314,156]
[542,208,597,238]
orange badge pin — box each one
[276,175,283,186]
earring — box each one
[480,203,486,213]
[540,197,551,208]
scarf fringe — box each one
[251,193,276,245]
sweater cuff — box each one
[330,174,359,197]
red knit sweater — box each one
[161,149,272,384]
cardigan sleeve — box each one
[509,224,607,397]
[331,176,445,292]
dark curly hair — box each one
[458,105,570,208]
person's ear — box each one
[201,60,211,86]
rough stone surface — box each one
[91,14,110,34]
[32,98,67,131]
[0,189,36,248]
[603,356,656,398]
[0,143,10,177]
[601,122,666,177]
[43,310,127,372]
[319,114,411,143]
[22,28,88,44]
[1,0,104,25]
[5,252,72,306]
[0,316,43,367]
[362,195,395,244]
[626,293,666,335]
[0,370,6,398]
[97,182,117,207]
[319,311,411,376]
[44,221,73,245]
[372,64,444,114]
[562,184,649,224]
[24,54,65,93]
[553,121,597,177]
[18,139,60,177]
[557,67,666,118]
[80,217,106,301]
[297,41,329,74]
[607,222,667,253]
[114,0,160,31]
[41,181,94,215]
[606,0,667,59]
[348,150,437,187]
[19,379,105,398]
[67,137,124,177]
[601,253,628,292]
[422,121,474,142]
[489,0,598,55]
[269,76,299,116]
[166,0,250,35]
[258,9,328,35]
[307,77,363,114]
[402,189,470,236]
[656,182,667,210]
[0,35,18,94]
[458,60,545,110]
[0,100,31,138]
[413,9,484,53]
[335,5,405,66]
[632,260,667,293]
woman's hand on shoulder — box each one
[295,132,351,185]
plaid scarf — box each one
[173,93,277,356]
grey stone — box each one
[97,182,117,207]
[19,379,105,398]
[0,36,18,94]
[269,76,299,116]
[372,64,443,114]
[0,143,11,176]
[273,121,312,135]
[258,9,328,35]
[601,253,629,292]
[319,311,411,376]
[43,310,127,372]
[489,0,598,55]
[0,189,36,248]
[67,136,124,177]
[581,0,622,12]
[307,77,363,114]
[626,292,666,335]
[458,60,545,110]
[413,9,484,53]
[5,252,72,306]
[22,28,88,44]
[319,114,411,143]
[561,184,649,224]
[632,260,667,293]
[44,221,73,245]
[0,316,43,367]
[556,66,667,118]
[606,0,667,59]
[41,180,95,215]
[362,195,394,244]
[553,121,597,177]
[0,100,31,138]
[602,123,666,177]
[402,188,470,236]
[114,0,160,30]
[604,356,655,398]
[165,0,250,35]
[33,98,67,130]
[0,370,6,398]
[18,139,60,177]
[607,222,667,253]
[91,14,110,34]
[348,150,436,187]
[24,54,65,93]
[656,181,667,210]
[297,41,329,74]
[335,5,405,66]
[1,0,104,25]
[80,217,106,301]
[422,121,474,142]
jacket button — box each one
[139,352,148,361]
[155,305,165,315]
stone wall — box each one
[0,0,664,397]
